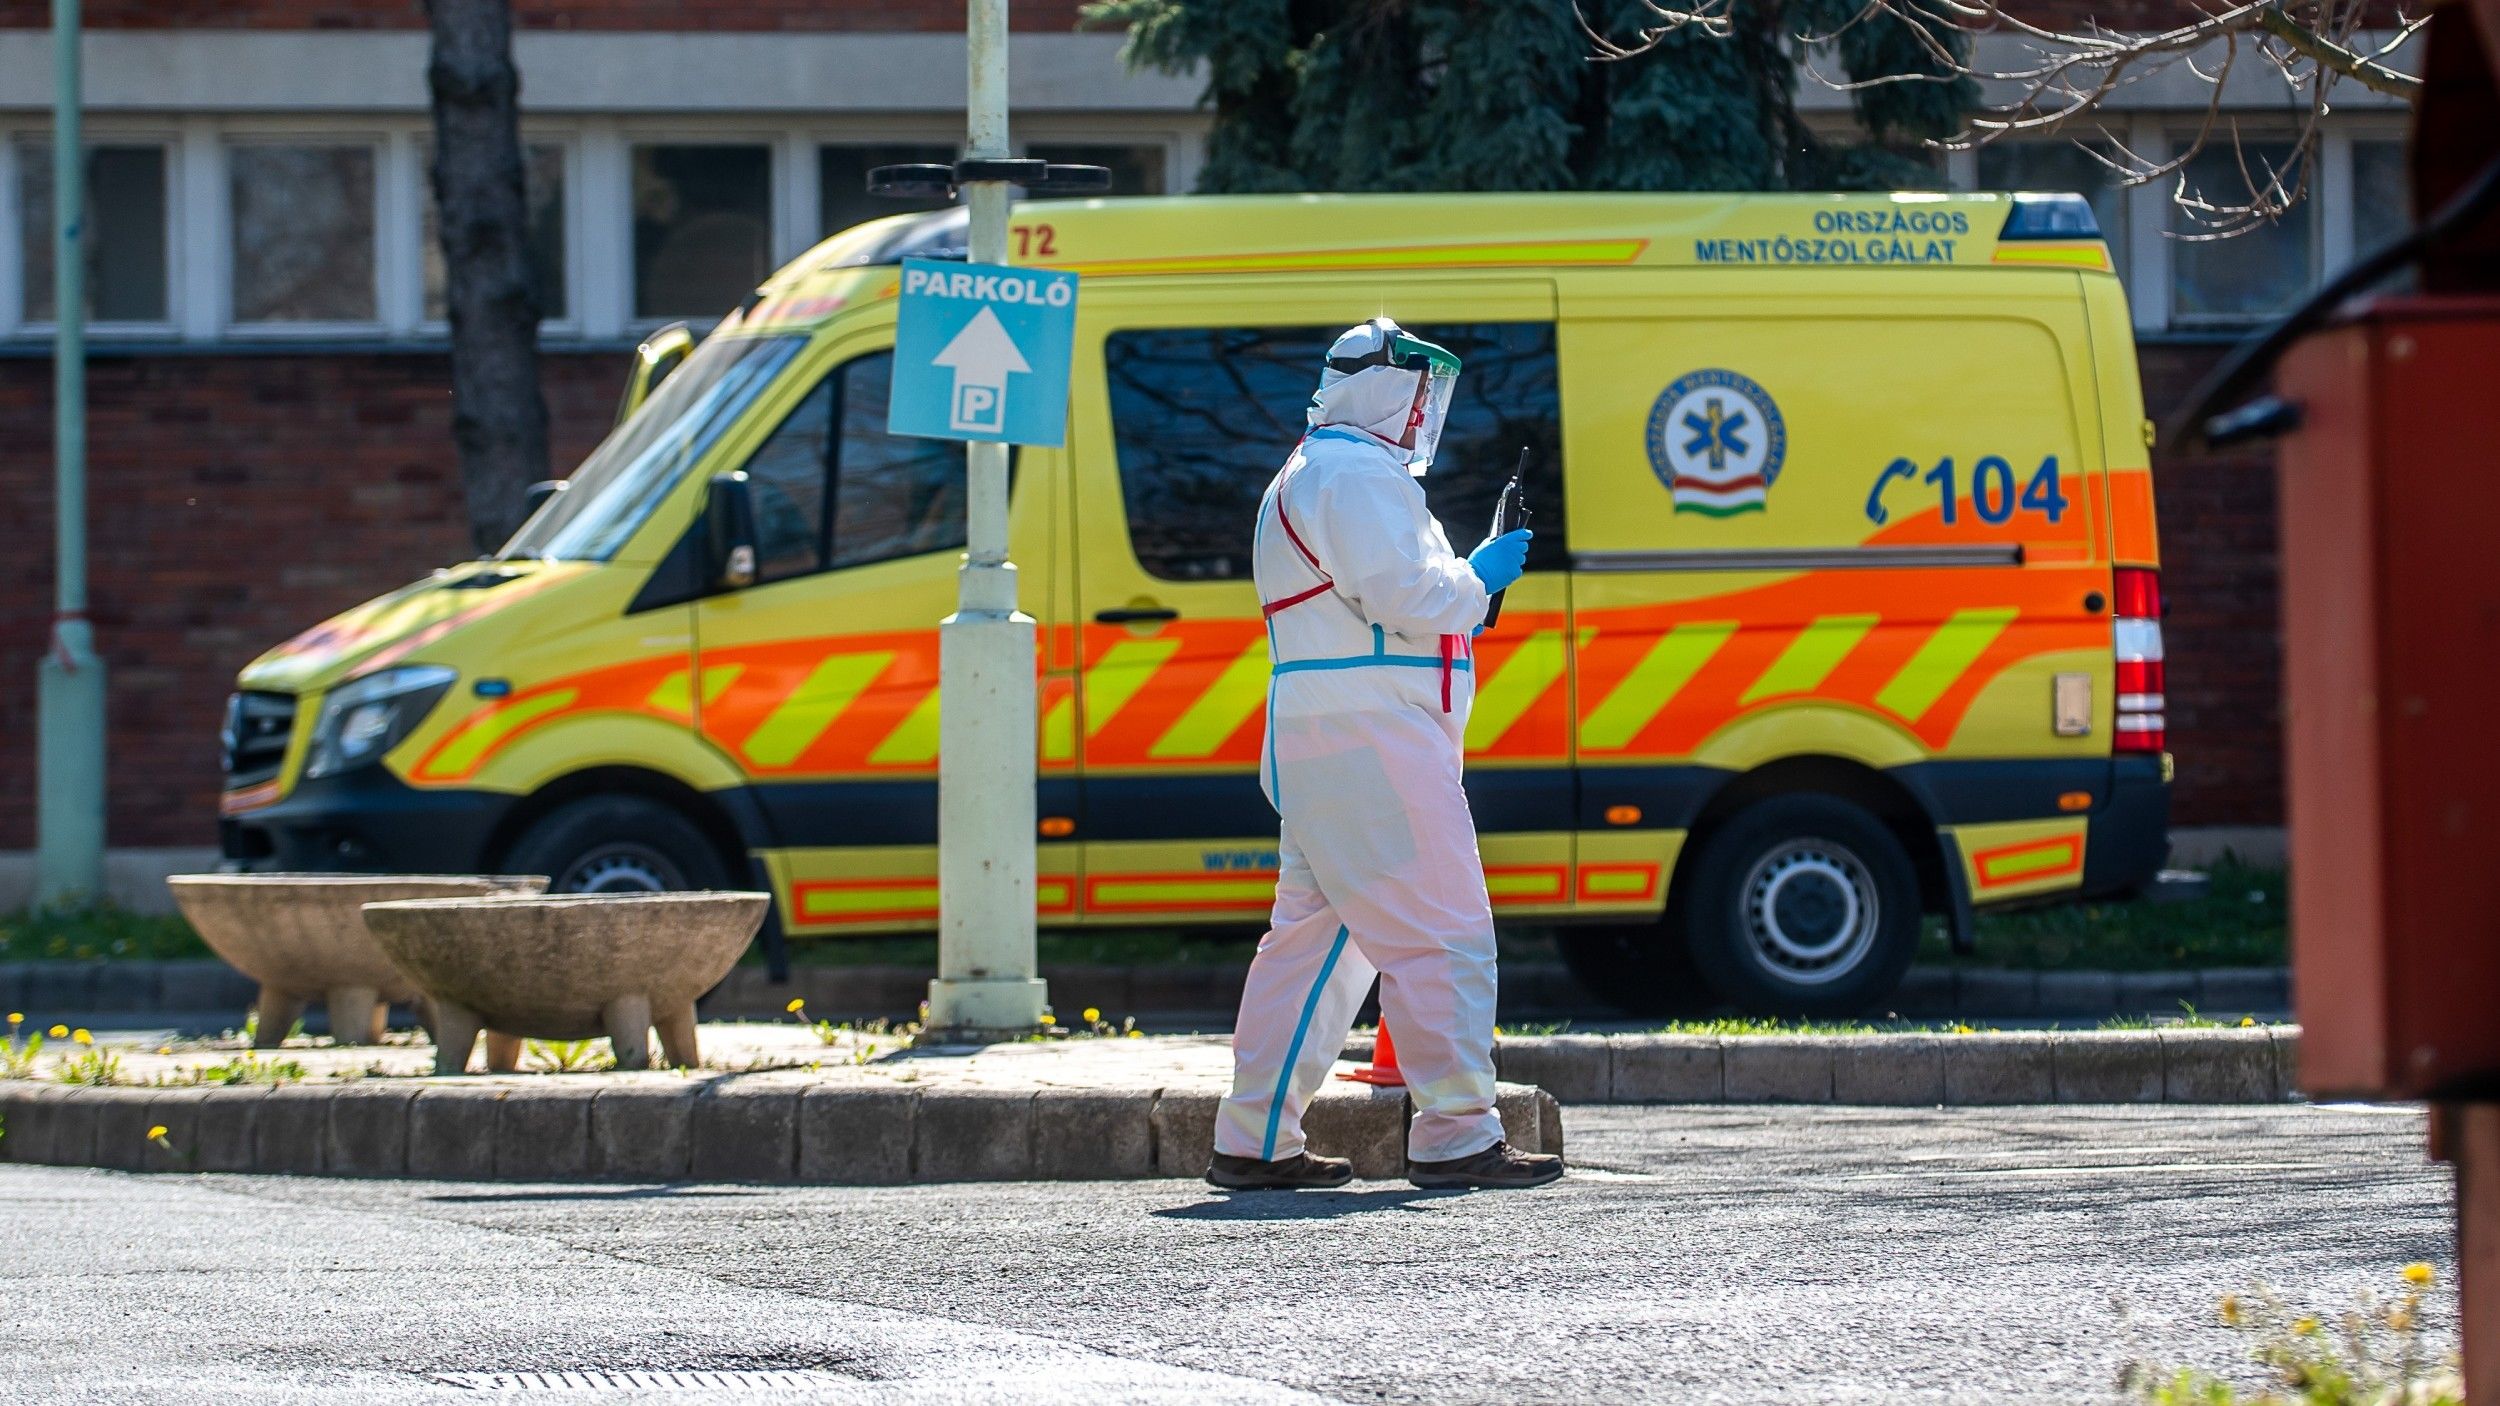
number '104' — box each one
[1865,455,2066,527]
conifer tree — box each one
[1083,0,1974,194]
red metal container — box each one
[2278,297,2500,1101]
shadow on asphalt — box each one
[424,1186,768,1204]
[1153,1188,1460,1221]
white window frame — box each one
[219,126,391,339]
[412,127,586,342]
[0,123,183,341]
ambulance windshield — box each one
[500,332,808,563]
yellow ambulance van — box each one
[219,191,2169,1015]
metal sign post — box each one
[36,0,104,911]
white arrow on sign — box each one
[934,304,1032,435]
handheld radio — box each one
[1481,446,1532,630]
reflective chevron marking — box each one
[1041,692,1077,762]
[741,652,894,768]
[868,687,943,765]
[1464,628,1570,752]
[645,663,745,719]
[1580,621,1738,751]
[423,689,578,778]
[1149,636,1271,759]
[1876,608,2017,722]
[1082,638,1183,738]
[1742,614,1878,703]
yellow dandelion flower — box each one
[6,1011,20,1025]
[48,1024,67,1038]
[785,998,806,1014]
[156,1046,171,1056]
[2293,1317,2320,1337]
[1126,1029,1143,1039]
[2240,1016,2255,1027]
[146,1125,168,1141]
[1083,1008,1101,1024]
[72,1028,92,1046]
[2404,1262,2436,1286]
[2219,1294,2241,1326]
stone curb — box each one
[1480,1026,2300,1105]
[0,1077,1559,1185]
[0,959,2292,1021]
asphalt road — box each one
[0,1104,2455,1404]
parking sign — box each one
[888,258,1078,448]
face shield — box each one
[1317,320,1463,475]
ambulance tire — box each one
[1554,926,1706,1018]
[1678,795,1922,1018]
[504,795,733,895]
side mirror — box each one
[524,480,567,516]
[706,472,759,591]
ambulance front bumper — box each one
[218,767,514,876]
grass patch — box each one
[1924,858,2286,972]
[0,907,208,962]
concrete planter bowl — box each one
[167,873,549,1048]
[360,891,768,1074]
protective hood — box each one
[1307,318,1461,476]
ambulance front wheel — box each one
[1678,795,1922,1018]
[503,795,733,895]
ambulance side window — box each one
[738,380,832,583]
[829,351,967,569]
[729,350,971,583]
[1105,322,1565,581]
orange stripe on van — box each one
[2105,467,2162,567]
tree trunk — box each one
[424,0,549,554]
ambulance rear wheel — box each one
[1678,795,1921,1018]
[504,795,732,895]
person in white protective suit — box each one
[1208,318,1563,1191]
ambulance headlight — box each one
[304,666,457,780]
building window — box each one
[1103,322,1563,582]
[229,143,378,324]
[2169,138,2315,325]
[2351,137,2413,263]
[632,143,772,321]
[1026,143,1168,198]
[1977,138,2128,283]
[423,142,569,324]
[16,141,169,324]
[820,143,955,238]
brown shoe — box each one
[1407,1140,1564,1189]
[1206,1150,1356,1190]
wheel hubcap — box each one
[559,846,678,894]
[1741,840,1879,986]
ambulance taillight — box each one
[2112,567,2165,754]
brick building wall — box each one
[0,343,2285,851]
[0,349,618,851]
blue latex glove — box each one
[1467,528,1533,595]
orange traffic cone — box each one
[1339,1019,1406,1087]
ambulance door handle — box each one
[1094,607,1180,624]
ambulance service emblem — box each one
[1646,369,1787,516]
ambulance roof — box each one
[752,190,2108,318]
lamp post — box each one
[36,0,104,911]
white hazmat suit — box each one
[1213,320,1509,1168]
